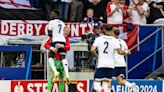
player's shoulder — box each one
[118,38,126,43]
[96,35,107,40]
[100,35,115,40]
[94,36,101,41]
[48,20,55,24]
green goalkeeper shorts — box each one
[53,58,65,78]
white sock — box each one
[48,58,57,74]
[125,81,133,87]
[102,81,108,90]
[93,81,101,91]
[107,88,112,92]
[61,59,69,78]
[102,81,112,92]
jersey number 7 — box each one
[58,24,62,33]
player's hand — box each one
[157,5,163,9]
[99,16,103,20]
[125,50,131,55]
[50,47,58,53]
[55,43,64,48]
[116,4,121,11]
[133,0,139,5]
[83,17,88,21]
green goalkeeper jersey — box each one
[50,58,65,78]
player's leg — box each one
[93,68,106,92]
[53,41,70,84]
[48,58,59,77]
[53,41,71,84]
[59,77,65,92]
[52,58,64,82]
[47,58,61,92]
[117,75,138,92]
[62,59,69,78]
[102,80,112,92]
[102,68,114,92]
[60,56,70,85]
[61,57,70,84]
[93,80,102,92]
[47,74,54,92]
[116,67,138,92]
[55,59,65,92]
[116,67,133,86]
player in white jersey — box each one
[47,10,70,89]
[113,27,138,92]
[47,10,66,55]
[91,25,130,92]
[48,18,66,44]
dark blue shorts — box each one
[113,67,126,78]
[50,42,66,54]
[94,68,114,80]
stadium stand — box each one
[0,0,45,20]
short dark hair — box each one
[113,28,120,36]
[94,23,102,29]
[105,24,113,31]
[52,9,60,17]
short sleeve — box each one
[92,37,100,47]
[106,2,112,14]
[114,38,120,49]
[122,39,128,50]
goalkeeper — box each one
[44,27,71,92]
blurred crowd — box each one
[0,0,164,24]
[34,0,164,24]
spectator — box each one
[52,0,71,21]
[83,8,102,23]
[120,0,133,23]
[70,0,84,22]
[83,8,102,32]
[15,53,25,67]
[146,0,164,23]
[128,0,150,24]
[42,0,53,20]
[106,0,127,24]
[83,0,106,22]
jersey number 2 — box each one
[103,41,109,54]
[58,24,62,33]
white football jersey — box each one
[114,39,128,67]
[92,35,120,68]
[48,19,66,42]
